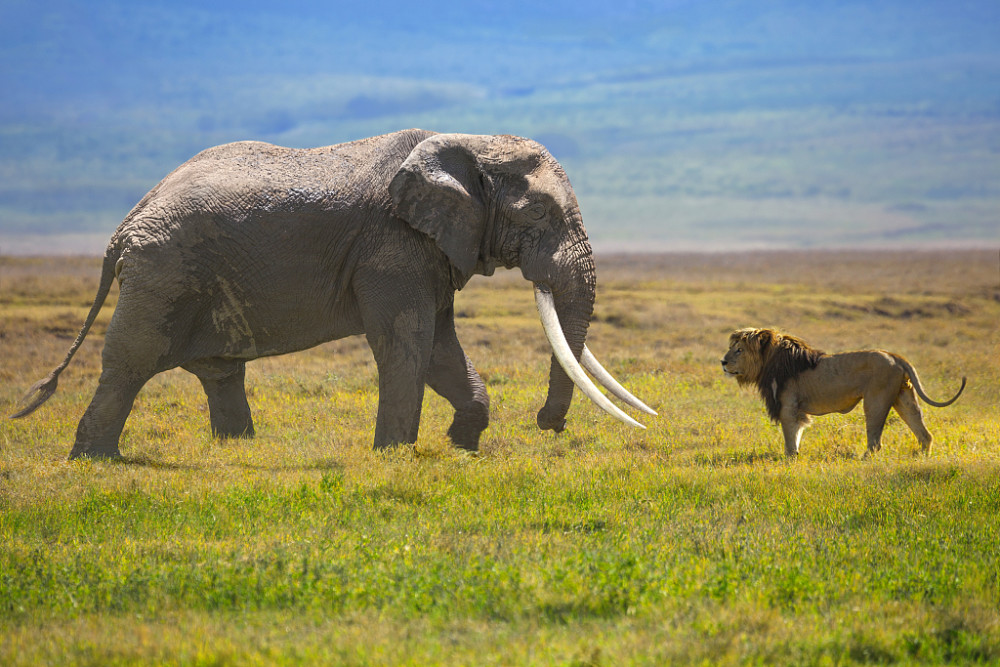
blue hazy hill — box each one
[1,0,998,251]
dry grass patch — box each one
[2,250,999,665]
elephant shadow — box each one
[111,454,347,473]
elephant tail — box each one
[10,249,120,419]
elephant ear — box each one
[390,134,488,285]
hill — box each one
[1,0,998,252]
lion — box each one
[721,327,966,457]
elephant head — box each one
[390,133,655,432]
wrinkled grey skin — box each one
[14,129,598,459]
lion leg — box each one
[862,393,895,457]
[779,405,808,457]
[894,384,933,455]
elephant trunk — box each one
[533,235,649,432]
[530,229,594,432]
[535,275,592,432]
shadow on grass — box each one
[691,449,785,468]
[100,454,347,473]
[235,457,348,472]
[113,455,202,470]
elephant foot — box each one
[69,443,123,461]
[69,424,124,460]
[447,426,481,452]
[447,405,488,451]
[536,405,567,433]
[372,440,413,452]
[211,421,255,439]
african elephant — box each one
[13,129,654,459]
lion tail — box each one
[893,354,967,408]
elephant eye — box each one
[527,202,547,221]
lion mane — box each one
[728,327,826,422]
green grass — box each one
[1,251,999,665]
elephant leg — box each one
[70,367,150,460]
[368,337,432,449]
[68,296,171,459]
[183,358,254,438]
[364,307,436,450]
[426,306,490,451]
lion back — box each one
[758,332,826,422]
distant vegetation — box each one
[1,0,998,249]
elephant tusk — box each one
[581,346,658,416]
[534,285,645,430]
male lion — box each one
[721,327,966,457]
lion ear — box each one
[758,329,778,352]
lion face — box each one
[721,328,770,386]
[721,342,743,375]
[721,339,751,381]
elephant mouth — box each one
[533,284,655,429]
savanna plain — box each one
[1,249,999,666]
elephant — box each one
[13,129,655,459]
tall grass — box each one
[1,250,998,665]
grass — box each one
[1,250,999,665]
